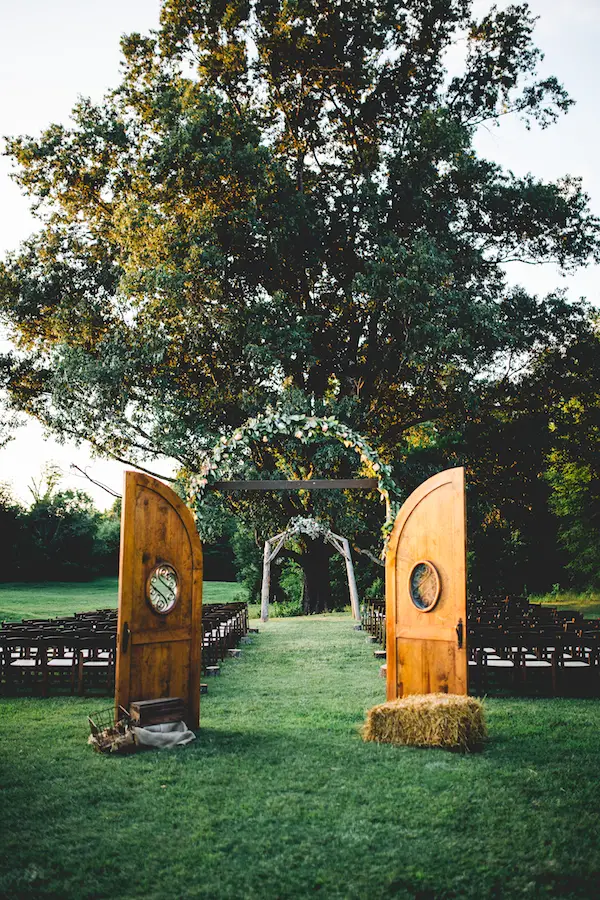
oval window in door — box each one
[408,560,441,612]
[147,563,179,615]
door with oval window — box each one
[385,467,467,699]
[115,472,203,728]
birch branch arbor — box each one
[260,517,360,622]
[183,411,401,613]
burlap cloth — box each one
[132,721,196,748]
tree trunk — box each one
[301,541,333,614]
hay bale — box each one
[363,693,486,752]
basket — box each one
[88,706,136,754]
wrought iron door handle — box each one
[456,618,464,650]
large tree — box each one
[1,1,599,608]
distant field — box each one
[532,591,600,620]
[0,578,247,622]
[2,579,599,624]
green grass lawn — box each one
[1,585,600,899]
[532,590,600,620]
[6,577,595,625]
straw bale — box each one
[363,693,486,752]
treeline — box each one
[0,479,121,582]
[0,471,237,583]
[2,459,598,595]
[4,359,600,599]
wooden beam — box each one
[210,479,379,491]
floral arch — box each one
[260,517,359,622]
[185,410,400,546]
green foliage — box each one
[2,1,600,600]
[26,489,99,580]
[3,1,596,455]
[546,454,600,588]
[364,577,384,602]
[231,522,263,602]
[270,597,304,618]
[201,512,238,580]
[471,328,600,593]
[187,408,399,545]
[0,395,21,449]
[92,503,122,575]
[0,477,122,583]
[0,484,26,581]
[277,558,304,609]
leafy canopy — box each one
[1,1,599,555]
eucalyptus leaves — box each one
[186,410,400,547]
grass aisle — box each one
[1,614,600,899]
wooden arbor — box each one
[385,467,467,700]
[260,517,360,622]
[115,472,203,728]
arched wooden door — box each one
[115,472,203,728]
[386,467,467,700]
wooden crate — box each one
[129,697,185,726]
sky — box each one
[0,0,599,509]
[0,0,163,508]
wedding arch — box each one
[260,517,360,622]
[185,409,400,549]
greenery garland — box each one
[186,410,400,547]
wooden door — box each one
[115,472,203,728]
[386,467,467,700]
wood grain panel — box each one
[115,472,203,728]
[386,468,467,700]
[131,628,192,646]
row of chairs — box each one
[1,607,117,697]
[468,594,595,632]
[0,626,115,697]
[202,602,250,671]
[468,595,600,695]
[0,601,250,697]
[468,631,600,696]
[360,594,600,695]
[361,598,386,648]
